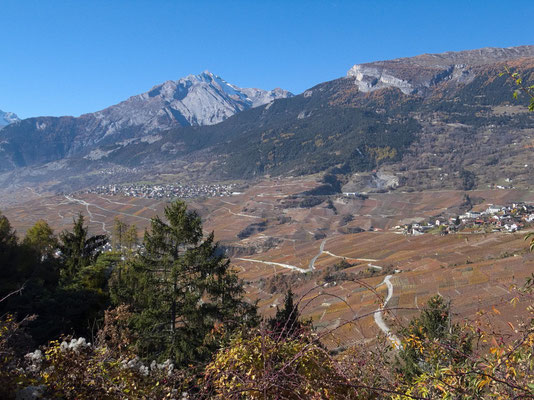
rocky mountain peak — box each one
[0,110,20,127]
[0,72,293,169]
[88,71,293,136]
[347,45,534,95]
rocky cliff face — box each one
[86,71,293,138]
[347,45,534,94]
[0,110,19,127]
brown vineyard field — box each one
[3,176,534,349]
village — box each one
[396,202,534,236]
[81,182,240,199]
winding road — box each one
[236,238,328,274]
[374,275,402,349]
[236,236,402,348]
[65,195,152,221]
[222,207,262,219]
[235,258,309,273]
[308,238,327,270]
[64,195,110,233]
[63,194,154,234]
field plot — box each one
[2,193,165,237]
[235,229,534,346]
[3,177,534,348]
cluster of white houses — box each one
[82,183,239,199]
[396,203,534,236]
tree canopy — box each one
[110,200,258,366]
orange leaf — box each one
[492,306,501,315]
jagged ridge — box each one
[347,45,534,94]
[0,110,19,127]
[0,72,292,169]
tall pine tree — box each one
[58,214,107,286]
[111,200,257,366]
[268,289,308,339]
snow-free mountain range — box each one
[348,45,534,95]
[0,45,533,195]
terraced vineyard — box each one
[3,176,534,349]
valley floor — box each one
[3,176,534,349]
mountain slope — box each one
[348,45,534,95]
[0,46,533,194]
[86,71,292,133]
[0,72,292,170]
[97,47,534,187]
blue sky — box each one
[1,0,533,118]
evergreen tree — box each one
[77,251,120,293]
[396,295,472,381]
[268,289,305,339]
[112,217,128,250]
[111,200,257,366]
[58,214,107,286]
[0,214,99,344]
[124,224,138,251]
[0,211,17,249]
[0,215,59,303]
[0,211,33,300]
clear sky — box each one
[1,0,533,118]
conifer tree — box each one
[0,211,17,249]
[0,212,27,299]
[58,214,107,286]
[111,200,257,366]
[124,224,138,251]
[112,217,130,250]
[396,295,472,381]
[268,289,305,339]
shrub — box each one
[202,327,353,399]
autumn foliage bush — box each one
[202,326,351,399]
[0,307,190,399]
[0,314,33,399]
[392,281,534,399]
